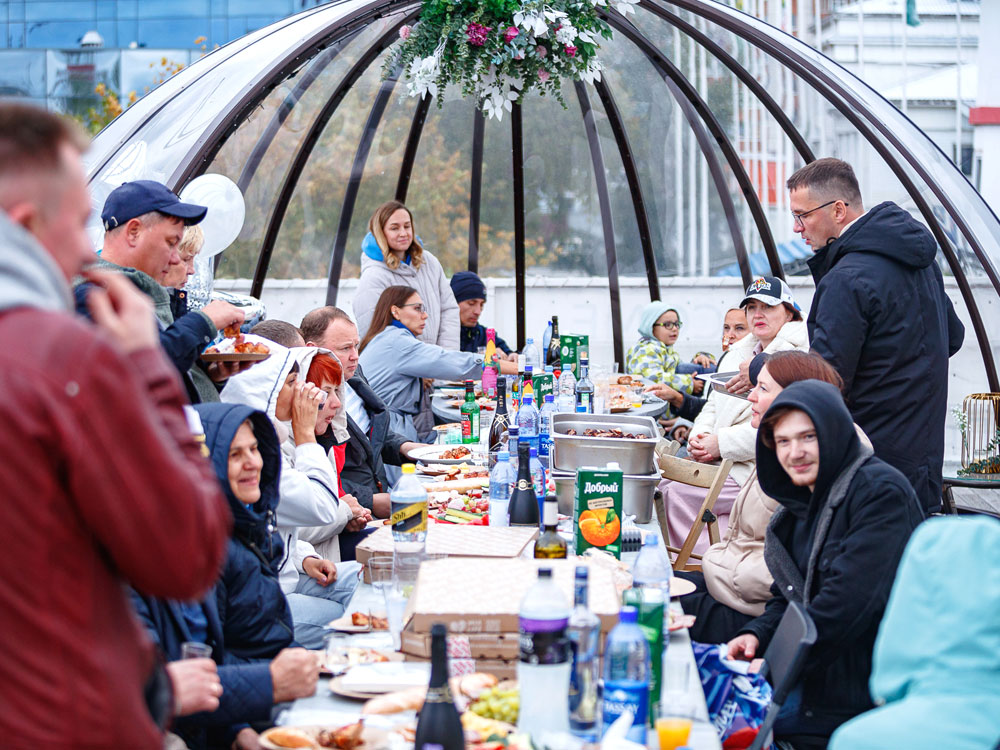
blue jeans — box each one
[286,561,362,649]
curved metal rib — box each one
[168,0,419,190]
[605,13,762,281]
[249,13,418,298]
[468,110,485,274]
[325,69,401,306]
[660,0,998,389]
[593,78,660,300]
[574,81,625,368]
[644,3,815,164]
[512,102,526,351]
[395,94,432,201]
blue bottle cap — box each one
[544,394,554,402]
[529,447,538,457]
[498,451,510,460]
[509,425,519,433]
[524,365,533,374]
[619,606,638,623]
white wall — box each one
[216,274,996,463]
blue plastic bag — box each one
[692,641,772,742]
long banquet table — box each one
[281,521,722,750]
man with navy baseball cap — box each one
[75,179,247,402]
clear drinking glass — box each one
[180,642,212,660]
[368,556,393,595]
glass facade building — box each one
[0,0,326,112]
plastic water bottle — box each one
[517,394,540,452]
[567,567,601,739]
[602,607,650,744]
[390,463,428,551]
[489,451,515,527]
[528,445,546,518]
[542,320,553,359]
[557,367,577,413]
[538,394,557,459]
[524,337,541,372]
[517,567,571,736]
[506,425,520,471]
[629,533,671,717]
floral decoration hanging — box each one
[383,0,639,121]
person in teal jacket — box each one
[829,516,1000,750]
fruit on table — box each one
[469,685,519,724]
[578,508,621,547]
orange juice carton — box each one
[574,463,624,558]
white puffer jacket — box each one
[690,320,809,487]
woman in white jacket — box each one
[662,276,809,555]
[221,340,363,648]
[353,201,460,349]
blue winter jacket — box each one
[830,516,1000,750]
[806,201,964,514]
[195,403,297,660]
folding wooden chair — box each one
[747,601,818,750]
[655,447,734,571]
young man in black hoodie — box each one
[787,158,964,514]
[726,380,924,748]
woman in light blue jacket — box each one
[358,285,484,442]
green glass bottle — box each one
[460,379,480,444]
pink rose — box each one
[564,45,577,57]
[505,26,519,43]
[466,22,492,46]
[399,25,411,40]
[536,45,547,58]
[538,70,550,83]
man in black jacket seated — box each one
[787,158,964,513]
[726,381,924,748]
[301,306,426,518]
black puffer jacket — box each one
[196,403,296,661]
[742,381,924,739]
[806,201,964,513]
[341,366,409,511]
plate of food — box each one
[328,611,389,633]
[201,327,271,362]
[408,444,476,464]
[321,646,400,676]
[260,720,389,750]
[668,611,697,632]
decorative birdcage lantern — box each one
[960,393,1000,473]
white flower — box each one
[613,0,638,15]
[406,54,440,99]
[555,23,578,45]
[576,28,598,44]
[543,6,568,23]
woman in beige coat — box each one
[678,350,850,643]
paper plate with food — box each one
[408,444,476,465]
[201,328,271,362]
[259,719,389,750]
[322,646,399,676]
[446,397,496,411]
[327,611,389,633]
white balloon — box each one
[179,174,246,258]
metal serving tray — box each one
[550,412,660,475]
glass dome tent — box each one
[84,0,1000,389]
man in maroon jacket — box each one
[0,104,231,748]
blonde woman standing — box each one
[353,201,459,349]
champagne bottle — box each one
[534,495,567,558]
[508,442,540,527]
[488,378,511,453]
[546,316,561,368]
[413,623,464,750]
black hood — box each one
[808,201,937,282]
[195,402,283,557]
[756,380,861,519]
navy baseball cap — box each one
[101,180,207,231]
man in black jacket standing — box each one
[727,381,924,747]
[301,306,425,518]
[787,158,964,513]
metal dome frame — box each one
[85,0,1000,388]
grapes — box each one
[470,686,520,723]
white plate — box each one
[339,662,431,693]
[407,444,478,465]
